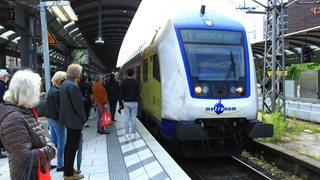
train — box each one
[119,6,273,157]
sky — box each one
[117,0,269,67]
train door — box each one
[140,53,162,121]
[150,54,161,120]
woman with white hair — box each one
[0,69,57,180]
[46,71,67,172]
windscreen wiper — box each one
[218,51,236,94]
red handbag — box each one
[37,149,51,180]
[101,110,112,127]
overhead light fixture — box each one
[69,27,79,35]
[39,0,78,93]
[50,1,78,22]
[95,0,104,45]
[64,21,75,28]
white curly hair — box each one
[3,70,41,108]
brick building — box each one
[287,0,320,33]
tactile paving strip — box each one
[106,125,130,180]
[116,127,171,180]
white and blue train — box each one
[119,6,273,157]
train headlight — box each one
[236,86,243,94]
[230,86,236,94]
[231,86,244,94]
[203,85,209,94]
[204,19,214,26]
[195,86,202,94]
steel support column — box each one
[262,0,286,118]
[0,45,5,68]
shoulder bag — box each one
[21,150,35,180]
[37,149,51,180]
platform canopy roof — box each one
[0,0,141,70]
[70,0,141,69]
[252,26,320,67]
[1,0,320,70]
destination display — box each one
[180,29,242,44]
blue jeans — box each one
[124,102,138,134]
[47,118,66,168]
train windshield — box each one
[180,29,245,81]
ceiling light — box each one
[1,30,15,37]
[95,37,104,45]
[64,21,75,29]
[52,6,68,21]
[61,5,78,21]
[69,27,79,35]
[50,1,78,22]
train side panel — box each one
[140,49,162,121]
[153,20,190,121]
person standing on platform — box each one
[0,69,10,104]
[92,74,109,134]
[0,70,57,179]
[59,64,86,180]
[78,75,92,127]
[0,69,9,158]
[119,68,140,139]
[46,71,67,172]
[105,73,119,122]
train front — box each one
[159,10,273,157]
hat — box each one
[0,69,9,77]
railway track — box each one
[175,156,272,180]
[246,141,320,179]
[231,155,272,180]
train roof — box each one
[171,10,245,31]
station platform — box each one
[0,108,190,180]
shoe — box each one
[131,133,136,139]
[74,170,81,174]
[64,173,84,179]
[125,134,130,139]
[117,109,121,114]
[112,119,117,122]
[84,124,90,127]
[0,154,7,159]
[51,165,57,169]
[57,167,64,172]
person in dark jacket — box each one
[0,69,10,158]
[36,92,47,117]
[119,68,140,139]
[76,75,92,174]
[0,69,10,104]
[59,64,86,180]
[105,73,119,122]
[0,69,57,180]
[46,71,67,172]
[78,75,92,127]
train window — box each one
[143,59,148,82]
[135,66,140,83]
[180,29,245,81]
[153,54,160,82]
[186,45,244,81]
